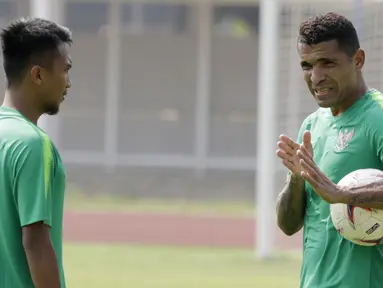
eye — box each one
[65,63,72,72]
[322,60,336,67]
[301,64,312,71]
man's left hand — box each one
[296,135,345,204]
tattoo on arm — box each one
[346,178,383,208]
[348,193,383,205]
[276,176,306,235]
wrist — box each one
[289,173,304,184]
[336,186,350,204]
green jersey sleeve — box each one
[365,92,383,164]
[12,132,54,227]
[368,124,383,164]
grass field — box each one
[64,244,301,288]
[64,192,301,287]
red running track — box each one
[63,212,302,250]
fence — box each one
[34,0,380,202]
[1,0,383,258]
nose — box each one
[66,79,71,89]
[310,66,326,85]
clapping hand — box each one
[296,132,343,204]
[276,131,313,177]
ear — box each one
[30,65,43,85]
[354,48,365,71]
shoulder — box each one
[362,90,383,132]
[0,117,39,142]
[0,117,51,162]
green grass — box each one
[65,192,255,217]
[64,244,301,288]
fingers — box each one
[277,141,295,156]
[276,149,298,173]
[299,157,317,179]
[276,134,300,172]
[297,147,322,187]
[297,147,318,173]
[279,134,300,150]
[302,130,311,143]
[302,131,313,154]
[301,170,319,188]
[281,159,297,172]
[298,144,313,161]
[276,149,295,163]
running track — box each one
[63,212,302,250]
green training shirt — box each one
[296,89,383,288]
[0,107,66,288]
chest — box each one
[310,122,381,183]
[305,120,383,217]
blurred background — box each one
[3,0,383,287]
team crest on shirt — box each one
[335,128,355,152]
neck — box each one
[2,87,42,124]
[330,78,369,116]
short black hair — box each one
[1,17,72,86]
[298,12,360,57]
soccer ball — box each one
[330,168,383,246]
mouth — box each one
[61,91,67,101]
[314,87,332,98]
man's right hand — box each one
[276,131,313,176]
[275,131,312,235]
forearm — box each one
[276,174,306,235]
[24,241,61,288]
[340,178,383,209]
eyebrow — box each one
[300,57,337,67]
